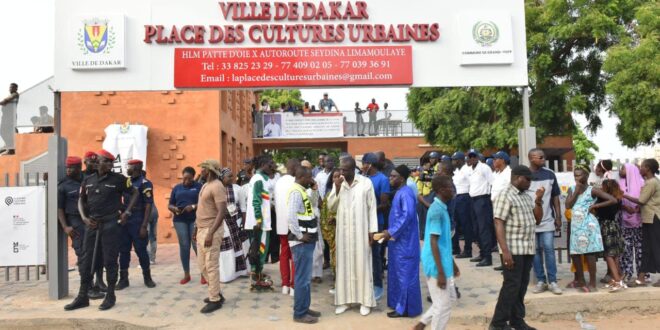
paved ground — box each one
[1,243,660,329]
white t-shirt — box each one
[453,165,472,195]
[315,170,332,198]
[468,162,493,197]
[274,174,295,235]
[102,124,149,175]
[490,166,511,202]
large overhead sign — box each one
[54,0,528,91]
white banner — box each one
[263,112,343,139]
[0,186,46,266]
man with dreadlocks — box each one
[245,154,276,291]
[218,167,250,282]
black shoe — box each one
[98,294,116,310]
[64,296,89,311]
[510,321,537,330]
[307,309,321,317]
[95,273,107,292]
[116,270,129,290]
[488,325,513,330]
[387,311,408,318]
[470,256,483,262]
[88,287,105,300]
[456,252,472,259]
[427,295,432,303]
[143,270,156,288]
[200,301,223,313]
[476,259,493,267]
[204,294,226,304]
[455,286,461,299]
[294,315,318,324]
[493,265,504,271]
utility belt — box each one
[288,217,319,241]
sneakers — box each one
[282,286,290,295]
[359,305,371,316]
[549,282,563,295]
[329,288,336,294]
[532,282,548,294]
[289,288,295,297]
[335,305,349,315]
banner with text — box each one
[262,112,343,138]
[0,186,46,266]
[55,0,529,91]
[175,46,412,88]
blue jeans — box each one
[292,242,315,319]
[533,231,557,283]
[174,220,197,273]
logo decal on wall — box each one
[77,18,116,55]
[472,21,499,47]
[5,197,13,206]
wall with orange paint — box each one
[0,133,50,184]
[59,90,255,244]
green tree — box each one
[407,0,648,150]
[603,2,660,147]
[260,89,305,110]
[572,122,599,163]
[268,148,341,166]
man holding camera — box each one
[417,152,440,239]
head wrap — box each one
[219,167,232,180]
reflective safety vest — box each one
[287,183,318,238]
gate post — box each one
[47,91,68,299]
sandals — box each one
[565,281,579,289]
[628,279,647,287]
[577,286,591,293]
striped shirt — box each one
[493,184,536,255]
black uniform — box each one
[76,171,133,298]
[57,176,84,259]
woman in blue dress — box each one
[565,164,617,292]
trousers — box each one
[119,218,151,271]
[77,217,121,297]
[197,226,224,302]
[491,255,534,328]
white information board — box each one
[0,186,46,266]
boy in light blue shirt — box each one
[415,176,460,330]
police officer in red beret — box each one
[116,158,157,290]
[65,149,139,311]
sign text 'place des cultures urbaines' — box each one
[54,0,528,91]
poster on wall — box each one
[0,186,46,266]
[262,112,343,139]
[102,124,149,174]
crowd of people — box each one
[253,92,389,137]
[56,147,660,329]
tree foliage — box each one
[407,0,653,150]
[603,2,660,147]
[572,122,599,163]
[269,148,341,166]
[260,89,305,109]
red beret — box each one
[84,151,97,160]
[96,149,115,161]
[65,156,82,166]
[127,159,143,165]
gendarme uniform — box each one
[118,173,154,284]
[57,174,84,259]
[75,167,133,304]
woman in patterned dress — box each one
[218,168,250,283]
[565,164,617,292]
[597,180,626,292]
